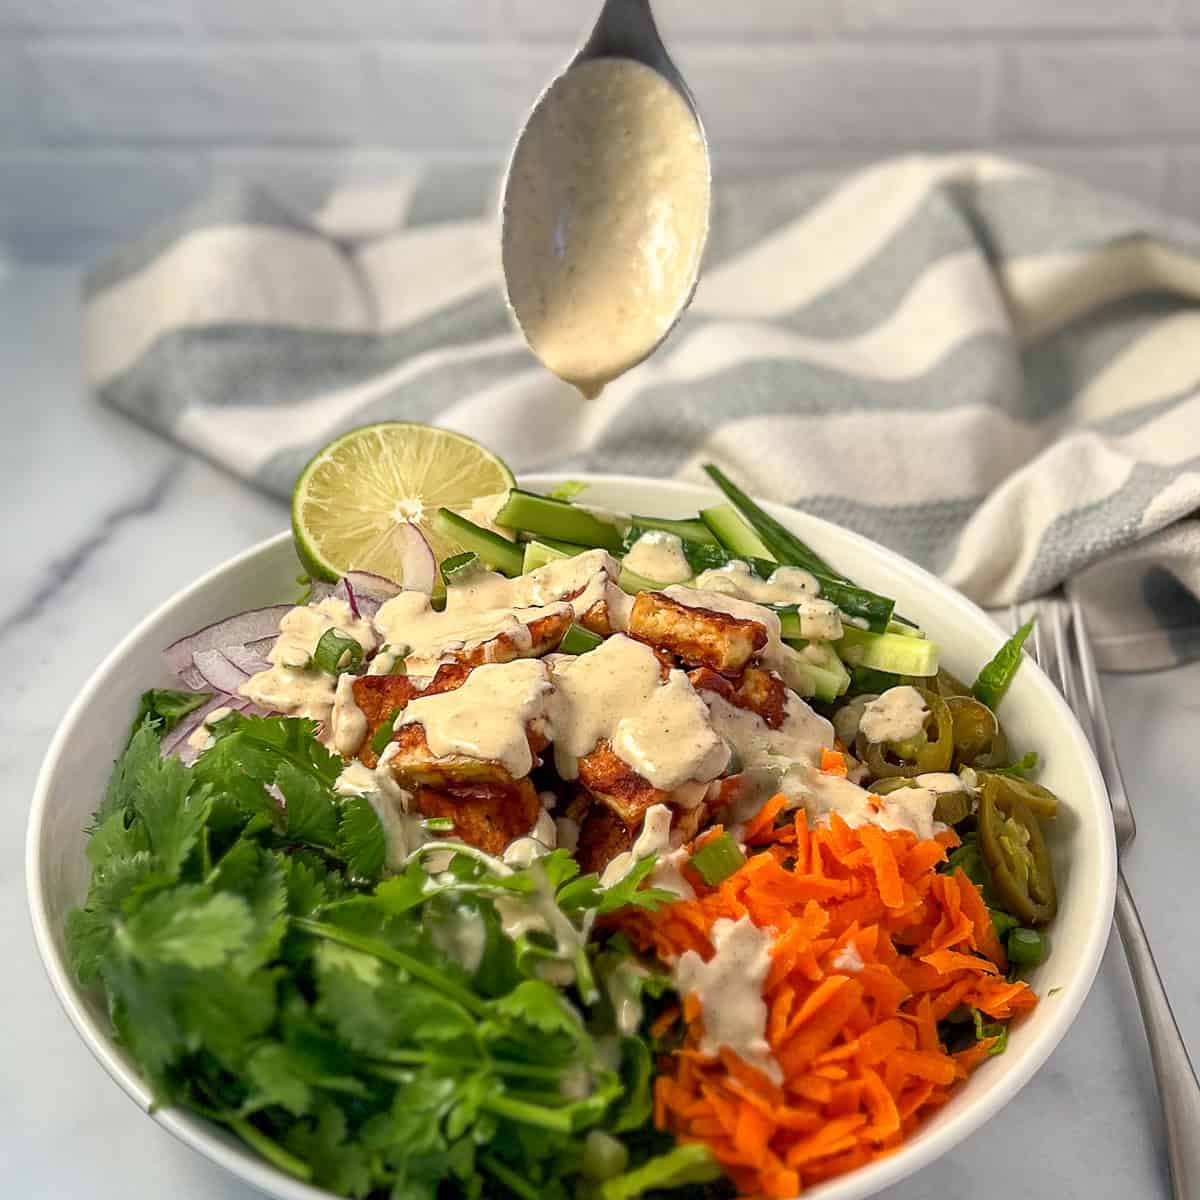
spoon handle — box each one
[578,0,666,68]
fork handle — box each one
[1115,866,1200,1197]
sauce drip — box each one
[858,686,929,744]
[622,530,692,584]
[503,57,709,396]
[674,915,780,1083]
[397,658,552,778]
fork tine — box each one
[1021,595,1070,696]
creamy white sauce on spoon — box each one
[503,57,710,397]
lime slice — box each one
[292,422,516,582]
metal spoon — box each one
[500,0,711,395]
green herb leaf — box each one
[337,794,386,882]
[494,980,584,1038]
[129,688,212,740]
[548,480,588,502]
[995,750,1039,778]
[972,620,1033,710]
[278,761,339,849]
[972,1007,1010,1055]
[370,706,403,755]
[121,887,254,969]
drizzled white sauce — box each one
[375,589,571,675]
[334,753,426,870]
[503,808,559,868]
[688,563,842,641]
[185,704,232,752]
[548,635,729,791]
[431,906,488,973]
[695,560,818,604]
[503,57,710,396]
[915,772,964,793]
[240,598,378,723]
[793,768,940,841]
[330,672,368,756]
[398,658,552,778]
[599,802,695,899]
[607,959,652,1037]
[858,686,929,745]
[674,915,780,1083]
[832,943,864,974]
[374,549,627,672]
[623,531,692,585]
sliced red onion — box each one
[191,648,252,694]
[396,525,435,595]
[222,644,274,676]
[333,570,402,620]
[309,581,336,602]
[164,606,291,685]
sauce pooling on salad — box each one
[622,530,692,584]
[548,634,729,792]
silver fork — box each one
[1017,594,1200,1198]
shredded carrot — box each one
[618,803,1038,1196]
[819,748,849,777]
[743,792,790,845]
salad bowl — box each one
[26,473,1116,1200]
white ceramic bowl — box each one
[27,474,1116,1200]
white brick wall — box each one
[3,0,1200,260]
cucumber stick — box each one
[521,540,574,574]
[626,515,718,546]
[781,641,851,702]
[496,490,624,554]
[433,509,524,577]
[701,503,775,561]
[836,626,939,677]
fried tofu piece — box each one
[629,590,766,675]
[576,740,669,827]
[450,607,573,669]
[352,663,470,767]
[578,600,615,637]
[412,778,541,856]
[383,721,548,790]
[687,665,789,729]
[575,801,636,874]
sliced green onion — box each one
[440,551,480,588]
[703,463,839,578]
[422,817,455,833]
[689,833,746,886]
[990,908,1019,939]
[312,628,364,674]
[1007,927,1048,966]
[370,706,403,755]
[560,624,604,655]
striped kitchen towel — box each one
[85,154,1200,671]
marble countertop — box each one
[4,266,1197,1200]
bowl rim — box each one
[26,472,1117,1200]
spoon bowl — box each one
[500,0,711,397]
